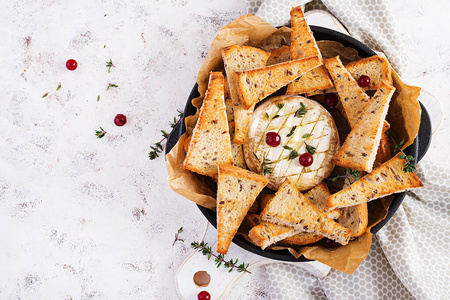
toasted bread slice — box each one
[304,87,336,97]
[345,55,392,89]
[248,182,341,249]
[293,55,392,96]
[222,45,270,144]
[332,82,395,172]
[325,154,424,209]
[228,122,247,169]
[182,72,233,177]
[217,164,269,254]
[236,56,321,109]
[247,214,301,249]
[286,6,333,96]
[286,66,334,95]
[247,214,323,249]
[324,56,370,128]
[267,45,290,66]
[183,134,192,154]
[248,182,339,249]
[224,77,234,123]
[374,121,392,168]
[259,194,274,212]
[338,203,368,238]
[261,179,352,245]
[224,80,247,169]
[289,5,322,60]
[305,182,340,220]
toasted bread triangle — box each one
[287,6,333,96]
[325,154,424,210]
[324,56,371,128]
[182,72,233,177]
[222,45,270,144]
[260,179,352,245]
[248,181,339,249]
[290,54,393,96]
[286,66,334,95]
[267,45,291,66]
[305,182,340,220]
[217,164,269,254]
[345,55,393,89]
[338,202,368,238]
[289,5,322,60]
[247,214,301,250]
[236,56,321,109]
[332,82,395,172]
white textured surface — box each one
[1,0,450,299]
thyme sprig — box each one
[329,168,361,182]
[95,127,107,138]
[261,157,274,175]
[305,143,316,155]
[386,131,416,173]
[294,102,307,118]
[149,110,183,160]
[259,153,274,175]
[191,241,251,274]
[106,59,115,73]
[288,149,298,160]
[399,154,416,172]
[172,227,184,246]
[287,126,297,137]
[107,83,118,91]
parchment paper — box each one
[166,14,421,274]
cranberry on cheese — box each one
[244,95,339,191]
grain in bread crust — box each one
[217,164,269,254]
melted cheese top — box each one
[246,96,339,191]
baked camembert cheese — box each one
[244,95,339,191]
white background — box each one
[0,0,448,299]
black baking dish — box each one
[166,26,432,262]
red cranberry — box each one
[114,114,127,126]
[66,59,78,71]
[357,75,371,87]
[266,132,281,147]
[198,291,211,300]
[324,238,340,249]
[324,93,339,108]
[299,153,313,167]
